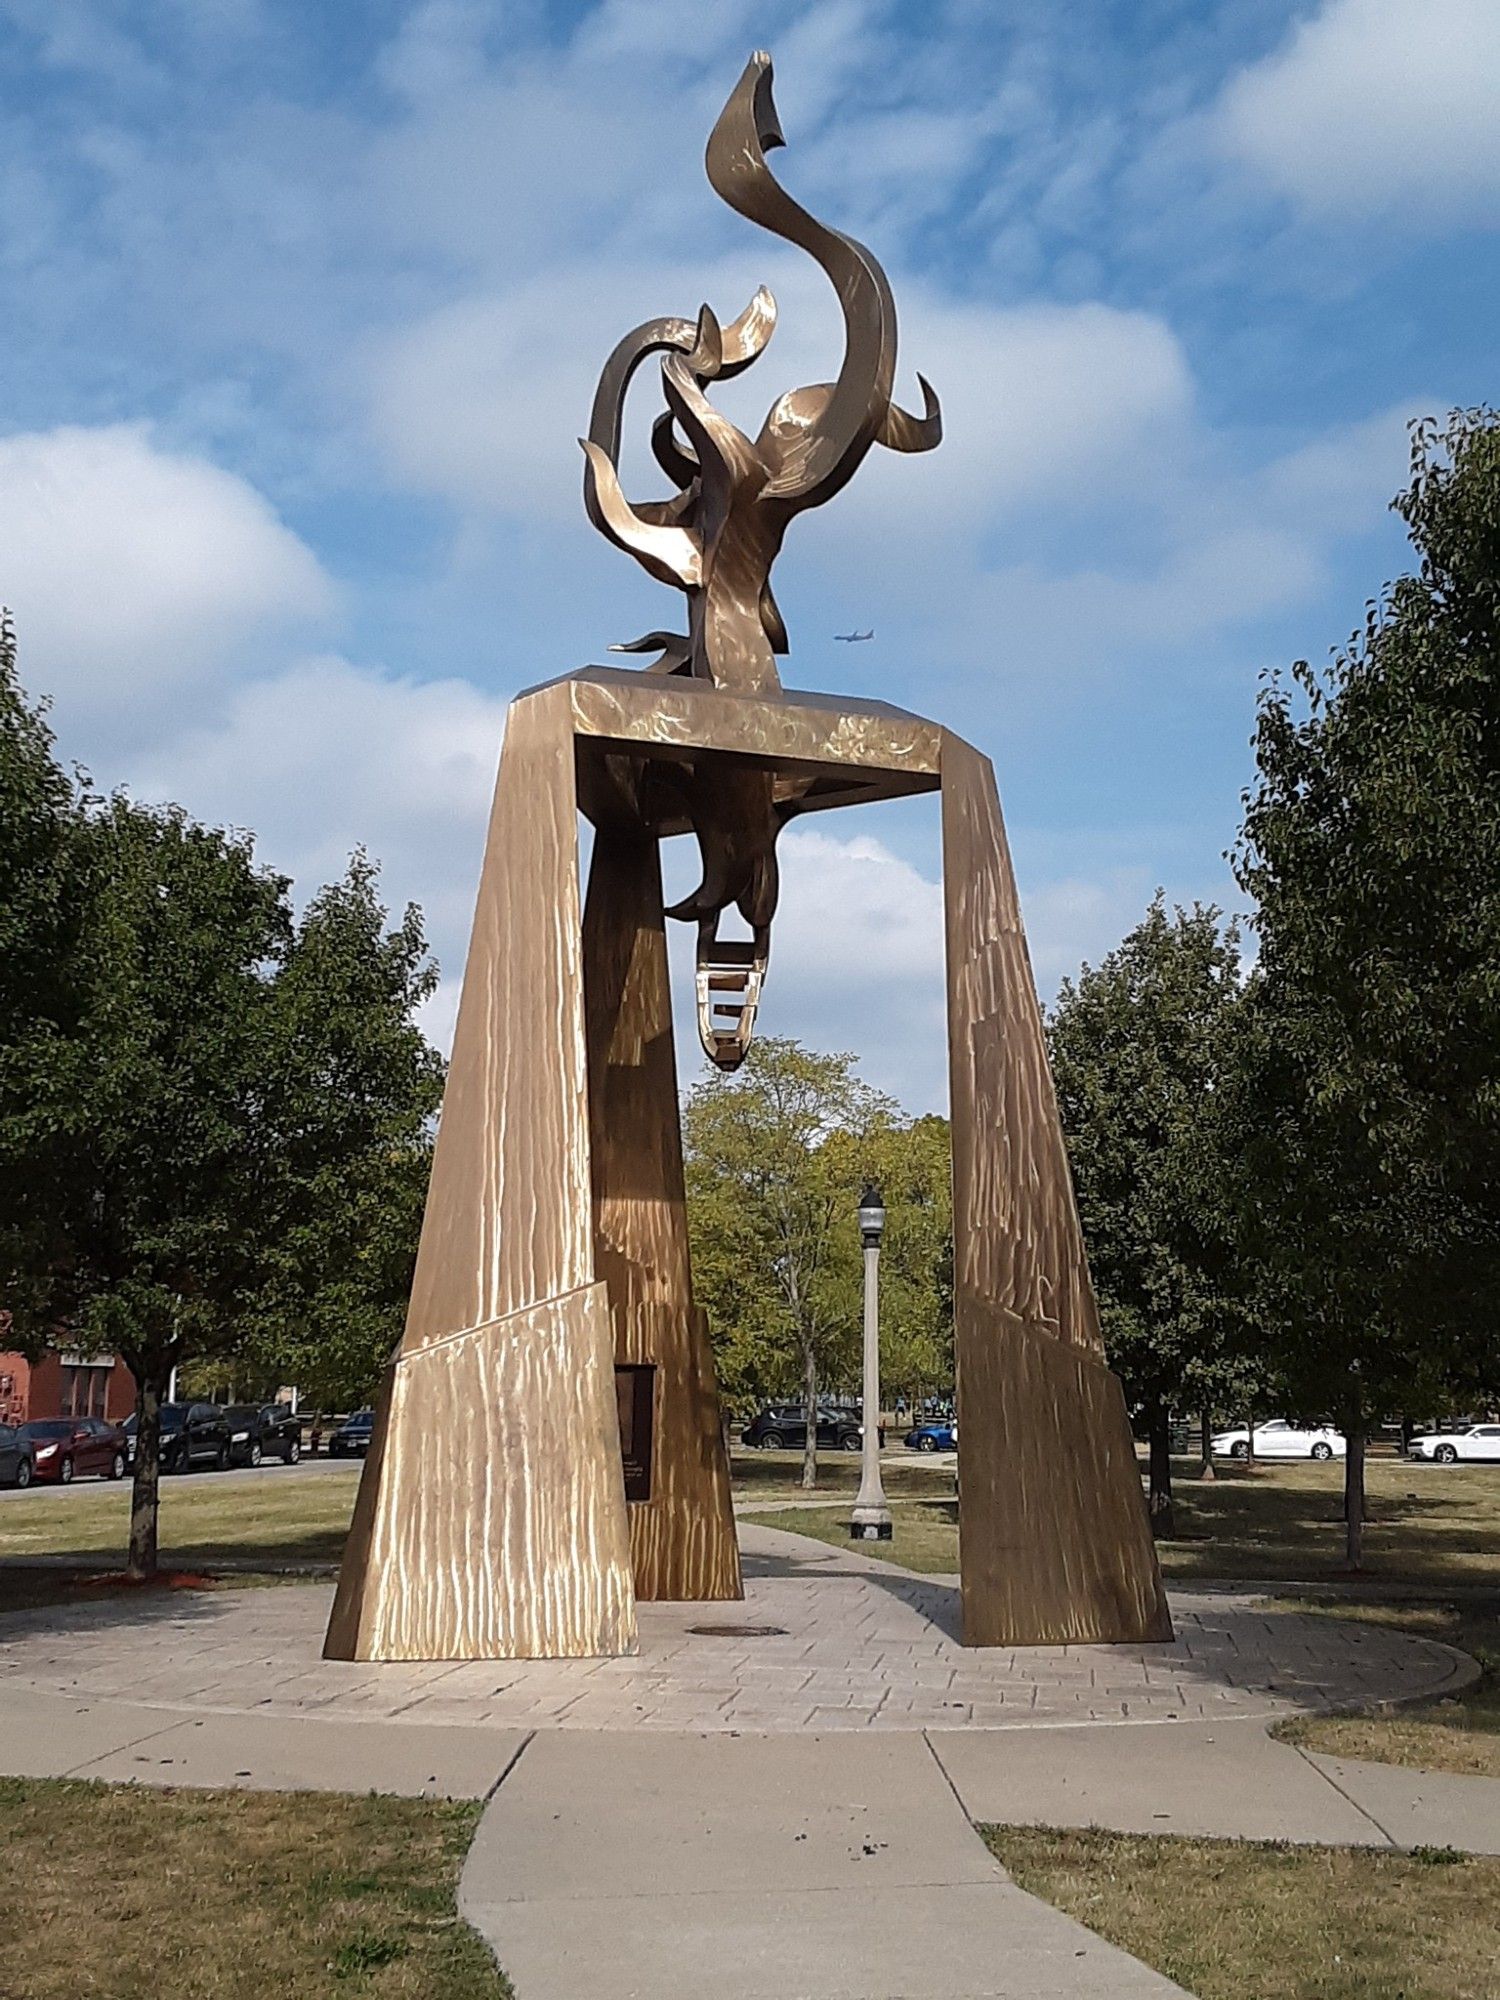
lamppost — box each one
[850,1183,892,1541]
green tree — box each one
[820,1113,953,1410]
[246,855,443,1410]
[0,634,441,1575]
[1048,895,1252,1538]
[1234,409,1500,1565]
[0,610,91,1345]
[683,1036,896,1489]
[38,793,294,1576]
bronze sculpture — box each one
[325,53,1170,1665]
[583,52,940,1069]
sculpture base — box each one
[324,1285,637,1663]
[323,669,1170,1661]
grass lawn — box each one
[0,1450,954,1579]
[1273,1595,1500,1779]
[984,1823,1500,2000]
[0,1777,509,1999]
[740,1495,960,1570]
[750,1455,1500,1587]
[0,1465,361,1570]
[729,1447,958,1505]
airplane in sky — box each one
[834,629,874,642]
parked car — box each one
[329,1409,376,1458]
[0,1423,35,1489]
[224,1403,302,1467]
[1210,1418,1346,1461]
[1406,1423,1500,1464]
[739,1404,883,1453]
[904,1420,957,1453]
[123,1402,231,1474]
[19,1416,128,1484]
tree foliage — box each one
[683,1036,950,1488]
[1233,408,1500,1561]
[1048,895,1256,1534]
[0,629,440,1573]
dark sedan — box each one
[0,1423,35,1489]
[20,1417,128,1484]
[123,1402,231,1475]
[224,1404,303,1467]
[328,1409,376,1458]
[739,1405,883,1453]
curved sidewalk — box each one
[4,1522,1497,1999]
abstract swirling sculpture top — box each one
[581,50,941,695]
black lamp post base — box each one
[849,1520,894,1541]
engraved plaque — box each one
[614,1364,656,1504]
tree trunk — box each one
[1198,1407,1216,1481]
[800,1340,818,1492]
[1147,1405,1176,1540]
[1244,1407,1255,1468]
[127,1368,167,1581]
[1343,1417,1366,1571]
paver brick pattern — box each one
[0,1525,1468,1733]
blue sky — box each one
[2,0,1497,1109]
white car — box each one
[1210,1418,1346,1461]
[1406,1424,1500,1464]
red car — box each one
[19,1417,128,1484]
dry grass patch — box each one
[0,1777,509,1999]
[1273,1596,1500,1780]
[984,1822,1500,2000]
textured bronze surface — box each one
[325,686,637,1661]
[327,670,1169,1660]
[941,732,1171,1646]
[325,1288,636,1661]
[581,53,940,696]
[583,828,742,1602]
[579,50,941,1065]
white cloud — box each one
[135,653,508,962]
[661,820,947,1110]
[0,424,332,724]
[661,821,1180,1114]
[1219,0,1500,222]
[371,252,1194,535]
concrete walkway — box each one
[4,1520,1498,1999]
[459,1729,1194,1999]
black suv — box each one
[124,1402,231,1475]
[224,1404,302,1468]
[329,1409,376,1458]
[739,1404,882,1453]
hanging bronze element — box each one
[581,50,941,1068]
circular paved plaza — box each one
[0,1523,1472,1734]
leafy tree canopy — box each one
[1048,894,1258,1531]
[0,628,441,1570]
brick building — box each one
[0,1346,137,1427]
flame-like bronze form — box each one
[580,51,940,1065]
